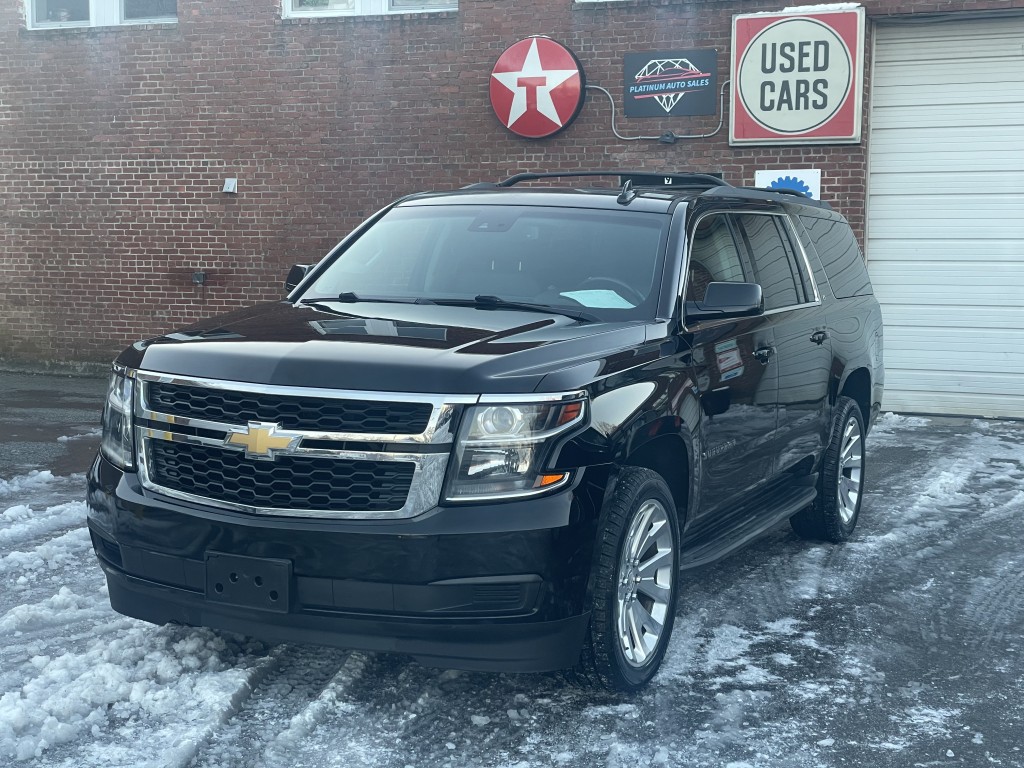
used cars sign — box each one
[730,7,864,145]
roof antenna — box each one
[616,179,637,206]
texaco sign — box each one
[490,36,586,140]
[730,8,865,145]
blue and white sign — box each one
[754,168,821,200]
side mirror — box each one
[284,264,313,292]
[684,282,764,324]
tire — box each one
[577,467,681,692]
[790,395,865,543]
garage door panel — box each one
[867,156,1024,174]
[873,65,1024,89]
[870,219,1024,240]
[868,130,1024,154]
[868,198,1024,218]
[870,174,1022,196]
[873,288,1022,308]
[864,111,1024,129]
[879,307,1024,334]
[884,369,1024,398]
[868,19,1023,417]
[875,33,1024,63]
[868,87,1024,109]
[884,338,1024,376]
[867,242,1024,262]
[881,389,1024,419]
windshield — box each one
[302,204,670,321]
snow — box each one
[56,428,102,443]
[0,413,1022,767]
[0,470,57,498]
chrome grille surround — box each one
[134,371,476,520]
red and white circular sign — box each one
[489,36,586,140]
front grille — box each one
[148,440,415,512]
[147,382,432,434]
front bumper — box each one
[87,454,606,672]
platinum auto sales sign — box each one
[730,7,865,145]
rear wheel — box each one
[578,467,680,691]
[791,395,865,542]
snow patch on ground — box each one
[0,617,260,764]
[0,471,57,498]
[0,502,87,548]
[56,428,102,443]
[0,527,92,577]
[872,413,931,432]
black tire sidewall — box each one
[589,468,681,691]
[823,397,865,540]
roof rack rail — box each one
[700,185,832,210]
[495,170,732,190]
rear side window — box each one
[800,214,873,298]
[736,214,804,310]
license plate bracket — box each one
[205,552,292,614]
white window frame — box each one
[25,0,177,29]
[282,0,456,19]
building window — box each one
[28,0,176,27]
[284,0,456,18]
[123,0,177,21]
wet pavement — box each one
[0,371,107,477]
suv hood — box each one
[117,301,657,394]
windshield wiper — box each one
[298,293,430,306]
[427,295,600,323]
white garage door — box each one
[867,18,1024,418]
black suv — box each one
[87,171,884,691]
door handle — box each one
[810,331,829,345]
[753,346,776,364]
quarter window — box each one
[284,0,456,17]
[737,214,803,311]
[29,0,176,27]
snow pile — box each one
[0,528,92,578]
[0,502,88,548]
[0,616,258,764]
[0,472,57,498]
[870,412,931,434]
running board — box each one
[679,482,817,571]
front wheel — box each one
[579,467,680,691]
[791,395,865,542]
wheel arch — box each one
[620,433,692,526]
[839,367,872,428]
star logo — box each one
[489,37,585,139]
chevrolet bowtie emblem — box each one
[224,422,302,460]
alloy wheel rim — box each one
[615,499,675,669]
[837,416,863,525]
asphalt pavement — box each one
[0,370,107,478]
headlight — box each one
[445,396,586,501]
[100,369,135,470]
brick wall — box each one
[1,0,1021,362]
